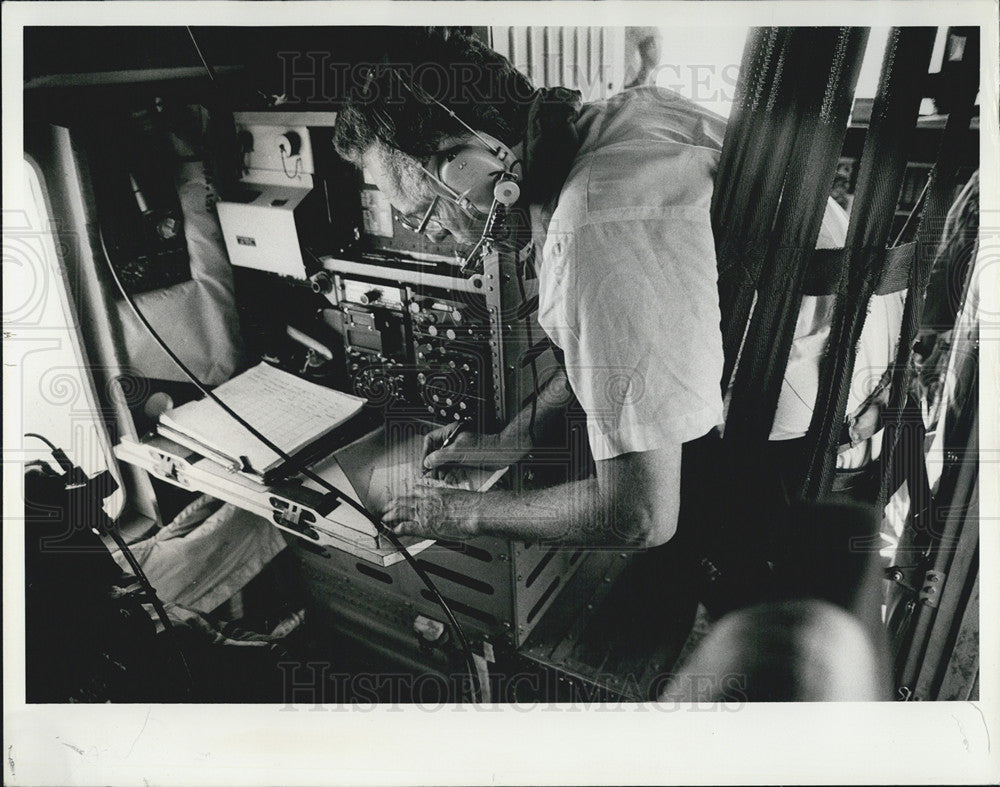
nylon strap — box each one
[802,242,915,296]
[724,28,868,460]
[713,28,805,389]
[798,27,937,501]
[877,28,980,509]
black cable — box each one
[101,520,196,697]
[175,32,482,694]
[25,432,81,478]
[27,430,195,696]
[98,228,483,702]
[24,432,58,451]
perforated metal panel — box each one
[292,532,588,650]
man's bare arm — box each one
[385,443,682,547]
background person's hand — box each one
[422,426,524,475]
[912,330,950,409]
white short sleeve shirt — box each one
[764,200,906,468]
[535,87,905,465]
[536,88,727,461]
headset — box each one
[423,129,522,217]
[375,66,543,439]
[368,66,524,272]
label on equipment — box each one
[360,188,394,238]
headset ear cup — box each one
[494,178,520,206]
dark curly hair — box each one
[333,28,535,164]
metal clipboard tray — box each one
[114,433,434,566]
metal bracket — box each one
[150,451,190,487]
[919,569,946,607]
[885,564,921,594]
[270,496,320,540]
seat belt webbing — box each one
[724,28,869,456]
[877,28,980,510]
[798,27,938,501]
[802,242,916,297]
[713,28,807,389]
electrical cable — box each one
[24,432,58,451]
[26,432,84,480]
[97,227,483,702]
[394,67,512,163]
[102,519,196,697]
[26,431,195,697]
[172,38,483,700]
[280,148,303,180]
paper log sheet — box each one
[159,362,365,475]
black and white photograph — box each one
[3,1,998,784]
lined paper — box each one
[159,363,365,477]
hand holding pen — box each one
[422,420,522,476]
[422,420,469,478]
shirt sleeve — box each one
[538,206,725,461]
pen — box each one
[424,419,468,477]
[439,419,469,451]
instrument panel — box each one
[334,273,497,428]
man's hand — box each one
[422,425,526,475]
[912,330,950,409]
[383,444,682,547]
[381,479,481,539]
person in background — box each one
[912,170,979,422]
[624,27,663,89]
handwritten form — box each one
[159,363,365,477]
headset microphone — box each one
[494,177,520,206]
[383,67,524,272]
[427,131,521,217]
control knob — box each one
[359,288,382,305]
[310,271,334,295]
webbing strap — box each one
[919,173,980,332]
[713,28,807,389]
[802,242,915,296]
[878,29,980,509]
[724,28,868,454]
[712,28,787,237]
[798,28,937,501]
